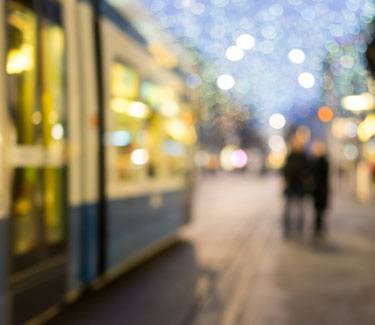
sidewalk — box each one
[191,175,375,325]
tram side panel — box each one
[63,0,84,295]
[76,0,100,284]
[100,15,192,273]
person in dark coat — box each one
[310,140,330,236]
[282,134,310,237]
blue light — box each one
[111,131,132,147]
[163,140,185,156]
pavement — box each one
[49,174,375,325]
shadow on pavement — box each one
[49,240,200,325]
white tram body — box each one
[0,1,197,323]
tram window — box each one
[109,62,196,186]
[141,82,196,178]
[163,108,196,176]
[6,0,66,256]
[140,82,165,178]
[110,62,151,182]
[40,16,66,245]
[7,1,40,255]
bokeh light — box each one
[135,0,375,121]
[298,72,315,89]
[131,149,150,165]
[51,124,64,140]
[217,74,235,90]
[342,93,374,112]
[268,135,286,153]
[269,113,286,130]
[186,74,202,89]
[267,151,286,170]
[220,145,236,171]
[226,45,245,62]
[331,118,358,139]
[344,144,359,161]
[288,49,306,64]
[357,115,375,142]
[231,149,248,168]
[236,34,256,50]
[317,106,334,123]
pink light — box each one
[231,149,248,168]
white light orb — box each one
[220,145,236,171]
[343,144,359,161]
[217,74,235,90]
[225,45,245,62]
[288,49,306,64]
[269,113,286,130]
[298,72,315,88]
[236,34,256,50]
[131,148,149,165]
[268,135,286,153]
[51,124,64,140]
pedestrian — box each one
[310,139,330,237]
[282,133,310,237]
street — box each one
[50,174,375,325]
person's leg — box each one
[296,196,304,234]
[315,208,324,236]
[283,196,292,237]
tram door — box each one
[6,0,67,323]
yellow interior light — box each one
[331,118,358,139]
[111,62,139,99]
[363,142,375,163]
[357,114,375,142]
[126,101,150,119]
[160,100,179,117]
[6,43,34,74]
[130,148,149,166]
[111,98,150,119]
[111,97,128,113]
[220,145,236,171]
[165,118,197,145]
[267,151,286,170]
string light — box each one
[133,0,374,117]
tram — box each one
[0,1,197,324]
